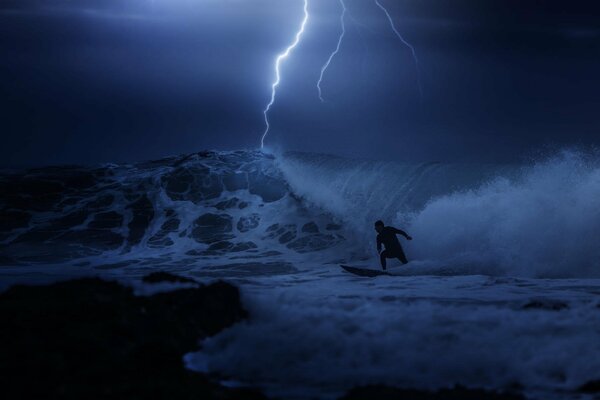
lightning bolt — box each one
[317,0,347,103]
[260,0,309,149]
[374,0,423,101]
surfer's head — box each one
[374,220,384,233]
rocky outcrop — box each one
[0,275,538,400]
[579,379,600,393]
[0,276,266,400]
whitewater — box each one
[1,149,599,399]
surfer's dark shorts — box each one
[381,247,408,264]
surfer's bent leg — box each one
[380,250,388,270]
[396,247,408,264]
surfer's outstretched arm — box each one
[391,227,412,240]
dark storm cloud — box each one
[1,0,599,166]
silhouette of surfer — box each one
[375,220,412,270]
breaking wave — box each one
[2,148,599,278]
[279,149,600,278]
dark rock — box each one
[192,213,234,244]
[0,277,266,400]
[339,385,525,400]
[142,272,198,284]
[237,214,260,232]
[238,201,249,209]
[522,299,569,311]
[326,223,342,231]
[301,222,320,233]
[580,379,600,393]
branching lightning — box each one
[317,0,347,103]
[258,0,424,147]
[260,0,309,149]
[374,0,423,101]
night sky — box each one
[1,0,599,166]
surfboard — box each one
[340,265,389,277]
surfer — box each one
[375,220,412,270]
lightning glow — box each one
[317,0,347,103]
[374,0,423,101]
[260,0,309,149]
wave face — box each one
[0,151,346,269]
[278,150,600,278]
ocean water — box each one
[1,149,599,399]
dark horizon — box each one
[1,0,599,167]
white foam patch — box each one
[185,272,600,399]
[407,151,600,278]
